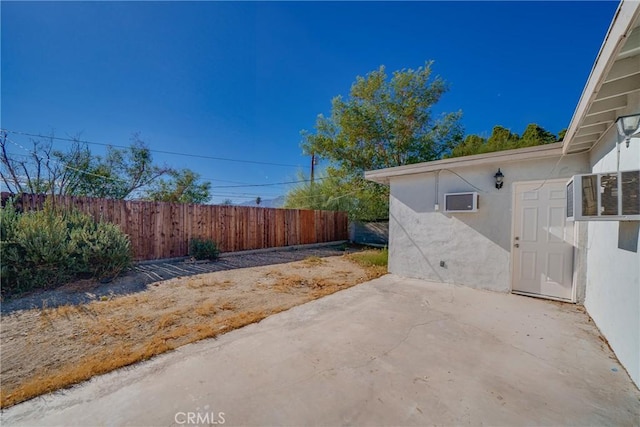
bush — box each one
[189,238,219,260]
[0,205,132,296]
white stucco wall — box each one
[584,96,640,387]
[388,153,590,292]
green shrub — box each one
[69,218,132,280]
[189,237,219,260]
[0,205,132,296]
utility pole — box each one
[310,152,316,185]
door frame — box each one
[510,178,577,303]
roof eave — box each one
[365,142,564,185]
[562,0,640,154]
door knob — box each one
[514,243,519,248]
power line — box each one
[3,135,128,184]
[2,130,362,204]
[5,151,320,189]
[2,129,323,189]
[1,128,303,168]
[209,177,326,189]
[1,143,310,198]
[6,152,254,186]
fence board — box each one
[1,193,349,261]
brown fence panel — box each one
[1,193,349,261]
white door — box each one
[512,179,574,301]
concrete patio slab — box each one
[2,275,639,426]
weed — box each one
[347,248,388,268]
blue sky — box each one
[1,1,618,203]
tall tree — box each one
[293,62,463,220]
[144,169,211,204]
[302,62,463,171]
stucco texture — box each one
[388,153,590,293]
[584,96,640,387]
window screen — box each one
[600,173,619,216]
[622,170,640,216]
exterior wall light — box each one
[616,113,640,147]
[494,168,504,189]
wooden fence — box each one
[1,193,349,261]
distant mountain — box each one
[239,195,285,208]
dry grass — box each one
[301,256,327,266]
[0,252,386,409]
[346,248,388,280]
[194,301,218,317]
[219,301,237,311]
[185,278,229,289]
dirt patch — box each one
[0,252,385,408]
[0,245,356,314]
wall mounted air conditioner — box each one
[444,192,479,213]
[567,170,640,221]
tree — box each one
[302,62,463,171]
[285,171,389,221]
[0,132,93,195]
[72,133,171,199]
[449,134,487,158]
[520,123,557,147]
[292,62,463,220]
[221,199,233,205]
[485,126,520,152]
[0,132,171,199]
[448,124,562,158]
[144,169,211,204]
[557,128,567,141]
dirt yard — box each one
[0,252,385,408]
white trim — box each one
[365,143,563,184]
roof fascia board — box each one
[562,1,640,154]
[365,143,563,183]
